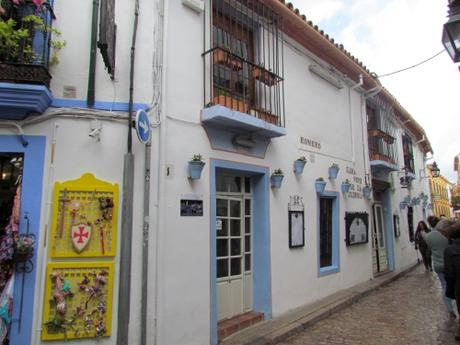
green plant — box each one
[343,179,350,184]
[0,9,65,65]
[316,177,324,181]
[273,169,283,176]
[191,154,203,162]
[331,163,339,168]
[297,156,307,162]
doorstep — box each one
[218,311,264,342]
[220,262,418,345]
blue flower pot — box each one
[315,180,327,193]
[293,160,306,174]
[341,182,351,194]
[362,186,372,199]
[404,196,411,204]
[270,174,284,188]
[188,161,205,179]
[399,201,407,210]
[328,166,339,180]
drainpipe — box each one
[116,0,138,344]
[348,74,363,163]
[87,0,99,106]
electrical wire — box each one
[377,49,445,78]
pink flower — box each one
[32,0,44,6]
[11,0,21,5]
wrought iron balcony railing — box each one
[0,1,56,87]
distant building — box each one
[428,164,452,217]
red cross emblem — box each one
[71,223,92,253]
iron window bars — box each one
[204,0,285,127]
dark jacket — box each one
[444,238,460,298]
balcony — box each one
[202,0,285,157]
[368,129,398,173]
[0,1,55,120]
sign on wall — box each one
[42,262,114,340]
[345,212,369,246]
[50,173,119,258]
[288,195,305,248]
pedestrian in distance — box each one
[415,220,432,271]
[443,221,460,340]
[425,218,457,319]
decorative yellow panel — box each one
[42,262,114,341]
[50,173,118,258]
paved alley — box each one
[279,266,460,345]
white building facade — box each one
[0,1,433,345]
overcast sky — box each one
[289,0,460,183]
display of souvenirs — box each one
[42,263,114,340]
[50,174,118,258]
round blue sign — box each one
[135,109,151,144]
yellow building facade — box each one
[428,164,452,217]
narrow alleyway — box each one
[279,266,459,345]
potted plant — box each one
[341,179,351,194]
[270,169,284,188]
[328,163,340,180]
[255,107,278,125]
[293,156,307,174]
[212,46,242,71]
[362,185,372,199]
[0,0,65,86]
[315,177,327,193]
[252,63,278,86]
[188,154,205,179]
[13,233,35,263]
[213,88,249,114]
[399,201,407,210]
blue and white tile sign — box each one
[135,109,151,144]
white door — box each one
[216,174,252,321]
[372,204,388,273]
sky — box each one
[289,0,460,183]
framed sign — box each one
[345,212,369,246]
[180,199,203,216]
[393,214,400,238]
[289,210,305,248]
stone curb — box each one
[221,262,419,345]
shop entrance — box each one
[372,203,388,274]
[0,153,24,345]
[216,173,252,321]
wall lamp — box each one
[442,0,460,63]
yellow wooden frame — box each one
[41,262,115,341]
[50,173,118,258]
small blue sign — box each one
[135,109,151,144]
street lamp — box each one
[431,161,441,177]
[442,0,460,63]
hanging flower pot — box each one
[188,154,205,180]
[362,185,372,199]
[293,157,307,174]
[404,195,411,204]
[328,164,340,180]
[271,169,284,188]
[315,178,327,193]
[341,180,351,194]
[13,234,35,263]
[399,201,407,210]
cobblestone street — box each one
[279,266,460,345]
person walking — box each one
[415,221,431,271]
[425,218,457,319]
[443,221,460,340]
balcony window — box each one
[366,98,397,166]
[402,134,415,174]
[205,0,285,127]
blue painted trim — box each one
[0,83,53,119]
[382,190,395,271]
[210,160,270,345]
[317,191,340,277]
[52,98,149,112]
[370,160,398,172]
[0,135,46,345]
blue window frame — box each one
[317,191,340,276]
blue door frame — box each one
[210,159,271,345]
[0,135,46,345]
